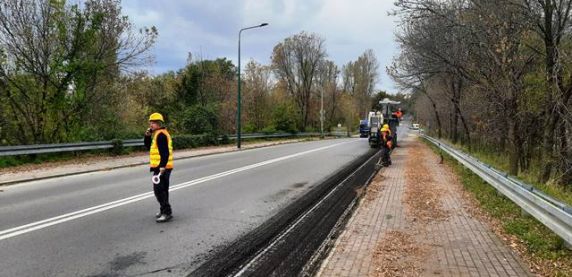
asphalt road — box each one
[0,137,379,277]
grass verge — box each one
[450,140,572,206]
[422,138,572,276]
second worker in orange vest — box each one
[144,112,174,223]
[392,108,403,120]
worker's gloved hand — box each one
[159,167,165,174]
[145,128,152,136]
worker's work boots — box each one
[156,214,173,223]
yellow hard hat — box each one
[381,127,390,132]
[383,124,390,129]
[149,113,164,122]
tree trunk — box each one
[453,78,470,145]
[563,122,572,186]
[507,85,521,176]
[541,2,558,183]
[424,91,442,139]
[541,114,558,182]
[452,108,459,144]
[450,79,459,144]
[448,110,454,141]
[557,120,572,186]
[508,117,521,176]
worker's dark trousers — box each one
[153,169,172,215]
[381,147,391,166]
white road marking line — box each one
[0,140,357,241]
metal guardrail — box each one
[226,132,323,140]
[0,132,339,157]
[0,139,145,156]
[422,134,572,245]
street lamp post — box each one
[237,23,268,149]
[320,87,324,138]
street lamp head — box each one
[260,23,269,27]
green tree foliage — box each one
[119,57,237,137]
[371,90,391,111]
[180,104,219,135]
[0,0,157,144]
[271,101,298,133]
[0,2,390,157]
[176,58,235,107]
[172,57,236,134]
[371,91,412,113]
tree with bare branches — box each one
[342,49,379,119]
[271,31,327,131]
[392,0,536,175]
[0,0,157,144]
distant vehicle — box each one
[410,123,420,130]
[359,119,369,138]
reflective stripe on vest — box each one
[150,129,174,169]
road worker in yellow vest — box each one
[144,113,174,223]
[383,124,391,135]
[380,126,393,166]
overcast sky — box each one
[121,0,400,93]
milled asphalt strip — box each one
[233,150,379,276]
[0,140,355,241]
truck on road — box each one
[367,111,385,148]
[379,98,401,148]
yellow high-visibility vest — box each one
[150,129,174,169]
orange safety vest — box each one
[150,129,174,169]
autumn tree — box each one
[0,0,157,143]
[342,49,379,119]
[243,60,272,131]
[271,31,327,131]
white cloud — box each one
[121,0,400,92]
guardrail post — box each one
[520,208,531,218]
[111,139,124,156]
[561,238,572,250]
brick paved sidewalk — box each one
[317,133,532,277]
